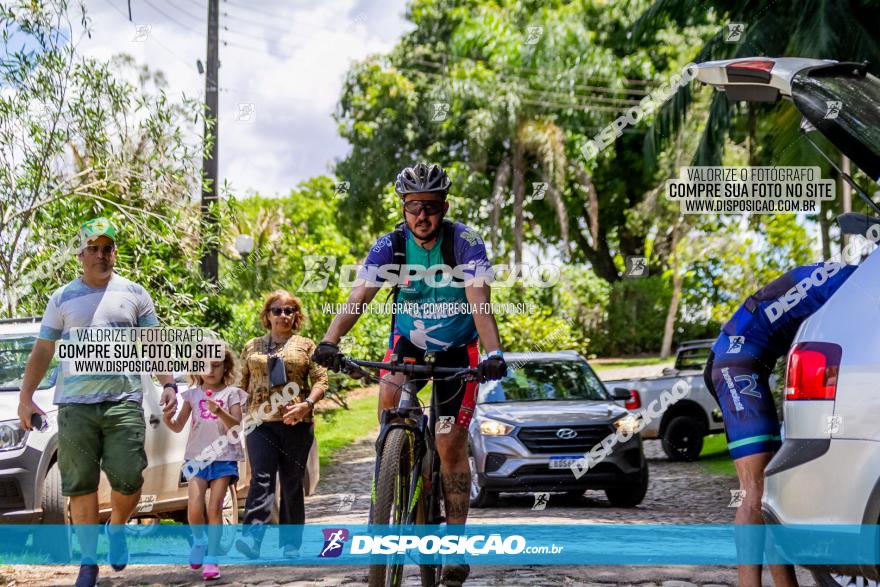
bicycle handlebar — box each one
[340,357,478,380]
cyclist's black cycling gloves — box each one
[477,355,507,382]
[312,341,343,371]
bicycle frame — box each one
[369,376,439,526]
[342,358,475,528]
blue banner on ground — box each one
[2,524,880,565]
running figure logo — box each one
[625,256,648,278]
[727,336,745,354]
[299,255,337,293]
[319,528,349,558]
[531,492,550,511]
[725,23,745,42]
[824,101,842,119]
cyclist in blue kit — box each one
[704,261,857,587]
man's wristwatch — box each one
[163,383,178,393]
[303,398,315,411]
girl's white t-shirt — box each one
[182,385,246,461]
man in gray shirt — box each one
[17,217,177,587]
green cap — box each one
[80,217,118,247]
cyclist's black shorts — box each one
[380,334,479,428]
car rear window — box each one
[792,69,880,179]
[675,346,711,371]
[477,360,609,403]
[0,335,56,391]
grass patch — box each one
[315,392,380,468]
[700,433,736,476]
[591,356,672,373]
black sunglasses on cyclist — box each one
[271,306,297,316]
[83,245,115,255]
[403,200,444,216]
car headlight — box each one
[478,417,513,436]
[0,419,28,451]
[613,414,642,435]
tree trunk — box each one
[577,168,600,247]
[660,223,682,359]
[512,141,526,265]
[542,172,569,258]
[573,228,619,283]
[490,158,511,256]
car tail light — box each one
[625,389,641,410]
[726,60,775,83]
[785,342,842,400]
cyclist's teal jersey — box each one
[358,222,493,351]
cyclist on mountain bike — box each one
[313,162,506,586]
[704,260,857,587]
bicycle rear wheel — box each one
[369,427,415,587]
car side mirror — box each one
[611,387,632,401]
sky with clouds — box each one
[78,0,411,197]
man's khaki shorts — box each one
[57,401,147,496]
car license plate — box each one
[548,456,581,469]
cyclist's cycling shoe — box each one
[440,562,470,586]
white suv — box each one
[695,57,880,586]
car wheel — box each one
[35,462,72,562]
[661,416,705,461]
[604,466,649,507]
[811,569,879,586]
[468,453,497,508]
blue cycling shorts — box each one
[706,351,781,460]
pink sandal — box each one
[202,563,221,580]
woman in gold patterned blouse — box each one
[235,290,327,559]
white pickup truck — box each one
[603,340,725,461]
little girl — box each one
[163,345,245,580]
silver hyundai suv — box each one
[468,351,648,508]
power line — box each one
[395,66,636,112]
[219,27,301,54]
[157,0,204,24]
[413,57,652,97]
[434,52,655,87]
[139,0,204,36]
[101,0,197,71]
[221,0,296,22]
[520,98,628,114]
[219,37,292,58]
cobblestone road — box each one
[5,439,817,586]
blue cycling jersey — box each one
[711,262,858,366]
[358,222,493,351]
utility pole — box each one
[200,0,219,282]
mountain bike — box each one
[338,355,478,587]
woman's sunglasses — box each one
[270,306,298,316]
[403,200,444,216]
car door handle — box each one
[149,414,160,428]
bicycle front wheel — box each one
[369,427,415,587]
